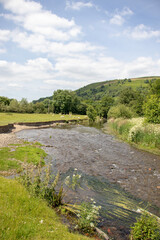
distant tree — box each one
[87,105,97,122]
[53,90,85,114]
[19,98,28,113]
[99,96,114,118]
[119,88,137,105]
[33,102,46,113]
[8,99,20,112]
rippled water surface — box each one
[16,125,160,239]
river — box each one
[16,124,160,239]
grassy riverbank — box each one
[0,141,47,174]
[0,113,87,126]
[107,117,160,155]
[0,176,91,240]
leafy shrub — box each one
[108,104,134,119]
[143,95,160,123]
[130,213,160,240]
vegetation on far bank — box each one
[0,113,87,126]
[0,176,91,240]
[106,117,160,155]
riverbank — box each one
[106,117,160,156]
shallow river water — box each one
[16,124,160,239]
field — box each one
[0,113,87,126]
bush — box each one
[130,213,160,240]
[108,104,134,119]
[143,95,160,123]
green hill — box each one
[75,76,160,101]
[32,76,160,103]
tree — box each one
[19,98,28,113]
[86,105,97,122]
[143,95,160,123]
[99,96,114,118]
[8,99,19,112]
[53,90,85,114]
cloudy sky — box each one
[0,0,160,101]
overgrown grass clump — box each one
[0,176,90,240]
[107,118,160,154]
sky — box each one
[0,0,160,101]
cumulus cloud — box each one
[125,24,160,40]
[0,0,81,41]
[109,7,133,26]
[0,55,160,100]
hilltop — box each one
[75,76,160,101]
[33,76,160,103]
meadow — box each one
[0,113,87,126]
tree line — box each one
[1,78,160,124]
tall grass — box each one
[108,118,160,154]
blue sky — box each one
[0,0,160,101]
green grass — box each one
[0,113,87,126]
[0,176,91,240]
[0,147,21,171]
[0,144,47,172]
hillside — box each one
[32,76,160,103]
[75,76,160,101]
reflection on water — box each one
[16,124,160,239]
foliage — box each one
[76,200,101,233]
[130,213,160,240]
[150,78,160,96]
[99,96,114,118]
[86,105,97,122]
[53,89,86,114]
[0,176,90,240]
[108,104,134,119]
[143,95,160,123]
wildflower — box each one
[40,220,43,224]
[90,222,94,228]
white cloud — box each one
[125,24,160,40]
[109,7,133,26]
[0,48,6,53]
[0,29,11,41]
[1,0,81,41]
[110,15,124,26]
[66,1,93,10]
[0,56,160,101]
